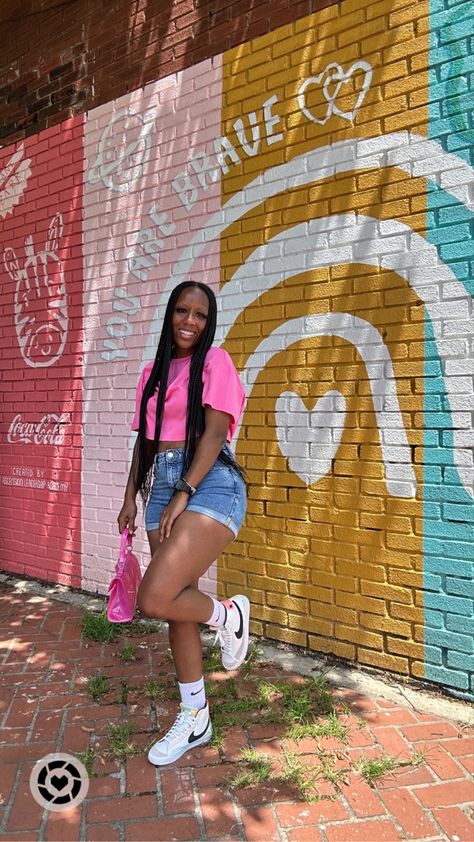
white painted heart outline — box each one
[275,389,347,486]
[298,61,373,126]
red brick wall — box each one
[0,0,339,146]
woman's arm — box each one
[157,406,231,542]
[117,438,140,534]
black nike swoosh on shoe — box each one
[188,722,210,743]
[190,689,202,696]
[233,601,244,640]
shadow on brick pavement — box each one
[0,582,473,842]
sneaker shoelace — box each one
[214,625,233,653]
[163,708,195,744]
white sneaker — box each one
[147,702,212,766]
[214,595,250,670]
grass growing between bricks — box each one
[77,609,430,801]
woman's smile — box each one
[172,288,209,356]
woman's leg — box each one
[139,510,234,624]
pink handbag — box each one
[107,528,142,623]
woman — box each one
[117,280,249,766]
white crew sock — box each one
[205,597,229,628]
[178,677,206,710]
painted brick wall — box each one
[0,0,472,699]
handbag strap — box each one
[119,527,133,559]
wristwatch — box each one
[173,478,197,496]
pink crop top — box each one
[131,346,246,442]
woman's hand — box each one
[117,498,137,535]
[159,492,188,542]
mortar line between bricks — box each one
[0,762,22,835]
[189,767,208,841]
[227,785,247,841]
[154,765,165,818]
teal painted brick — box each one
[430,5,469,29]
[426,556,473,577]
[424,502,442,519]
[447,133,474,157]
[431,80,469,105]
[427,223,471,244]
[425,644,443,664]
[440,241,474,260]
[427,629,473,653]
[424,361,444,377]
[440,54,474,80]
[424,573,443,590]
[447,614,474,634]
[444,468,474,489]
[424,519,473,542]
[447,650,474,671]
[442,93,474,118]
[424,664,469,690]
[438,205,474,225]
[443,540,474,560]
[424,609,445,628]
[426,189,457,208]
[424,592,473,615]
[424,393,443,408]
[422,449,463,467]
[424,484,473,504]
[446,576,474,598]
[443,502,474,522]
[440,23,472,46]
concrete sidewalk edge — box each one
[1,570,472,727]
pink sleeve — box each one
[202,348,246,435]
[131,365,150,432]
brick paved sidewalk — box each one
[0,582,473,842]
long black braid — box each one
[136,281,245,509]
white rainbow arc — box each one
[138,132,474,498]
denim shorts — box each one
[145,445,247,538]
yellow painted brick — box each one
[361,613,411,637]
[252,605,288,625]
[384,105,427,133]
[218,570,247,588]
[388,569,423,588]
[227,556,266,575]
[250,619,264,636]
[267,562,309,583]
[314,602,357,625]
[336,625,384,651]
[266,624,307,647]
[247,573,287,594]
[387,637,423,659]
[266,502,309,519]
[382,33,428,63]
[334,525,384,547]
[367,0,418,18]
[288,551,311,567]
[288,520,332,538]
[309,572,357,593]
[410,52,429,72]
[308,635,356,661]
[410,661,424,679]
[413,625,425,643]
[386,533,422,553]
[391,604,424,623]
[358,648,409,674]
[268,594,308,613]
[290,582,332,603]
[361,581,413,605]
[336,560,386,583]
[290,614,333,637]
[248,545,289,565]
[337,592,385,615]
[364,22,415,55]
[247,514,283,532]
[360,512,414,534]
